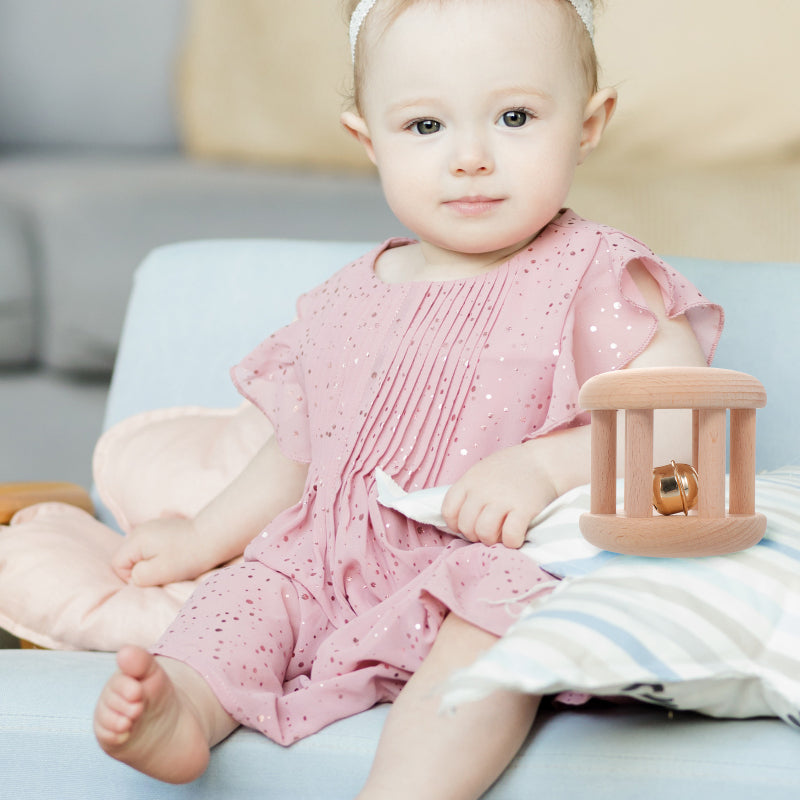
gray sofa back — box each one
[0,0,185,151]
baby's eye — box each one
[410,119,442,135]
[500,110,531,128]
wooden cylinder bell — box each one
[578,367,767,557]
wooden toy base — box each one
[579,512,767,558]
[0,482,94,524]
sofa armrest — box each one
[0,482,94,524]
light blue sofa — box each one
[1,240,798,799]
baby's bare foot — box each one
[93,645,211,784]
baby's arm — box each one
[112,436,308,586]
[442,260,708,548]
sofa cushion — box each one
[0,156,398,372]
[0,650,797,799]
[0,0,183,150]
[0,201,34,365]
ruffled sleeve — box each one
[230,301,311,464]
[531,224,724,439]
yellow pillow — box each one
[178,0,368,169]
[593,0,800,168]
[178,0,799,171]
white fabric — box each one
[375,468,597,547]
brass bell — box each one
[652,461,699,516]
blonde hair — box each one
[344,0,601,112]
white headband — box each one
[349,0,595,61]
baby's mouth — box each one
[443,196,504,216]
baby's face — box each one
[357,0,598,258]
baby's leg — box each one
[94,645,238,784]
[356,614,540,800]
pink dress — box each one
[153,211,723,744]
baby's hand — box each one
[112,517,205,587]
[441,444,557,549]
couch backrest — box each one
[0,0,185,150]
[104,239,372,427]
[106,241,799,474]
[670,256,799,469]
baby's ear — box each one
[340,111,377,165]
[578,87,617,164]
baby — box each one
[94,2,720,798]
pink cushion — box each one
[94,403,271,533]
[0,403,272,650]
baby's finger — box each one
[111,544,140,583]
[473,505,507,546]
[130,556,170,588]
[500,510,530,549]
[450,496,486,542]
[441,484,467,533]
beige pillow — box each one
[178,0,799,171]
[178,0,369,169]
[593,0,800,168]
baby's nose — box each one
[449,134,495,176]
